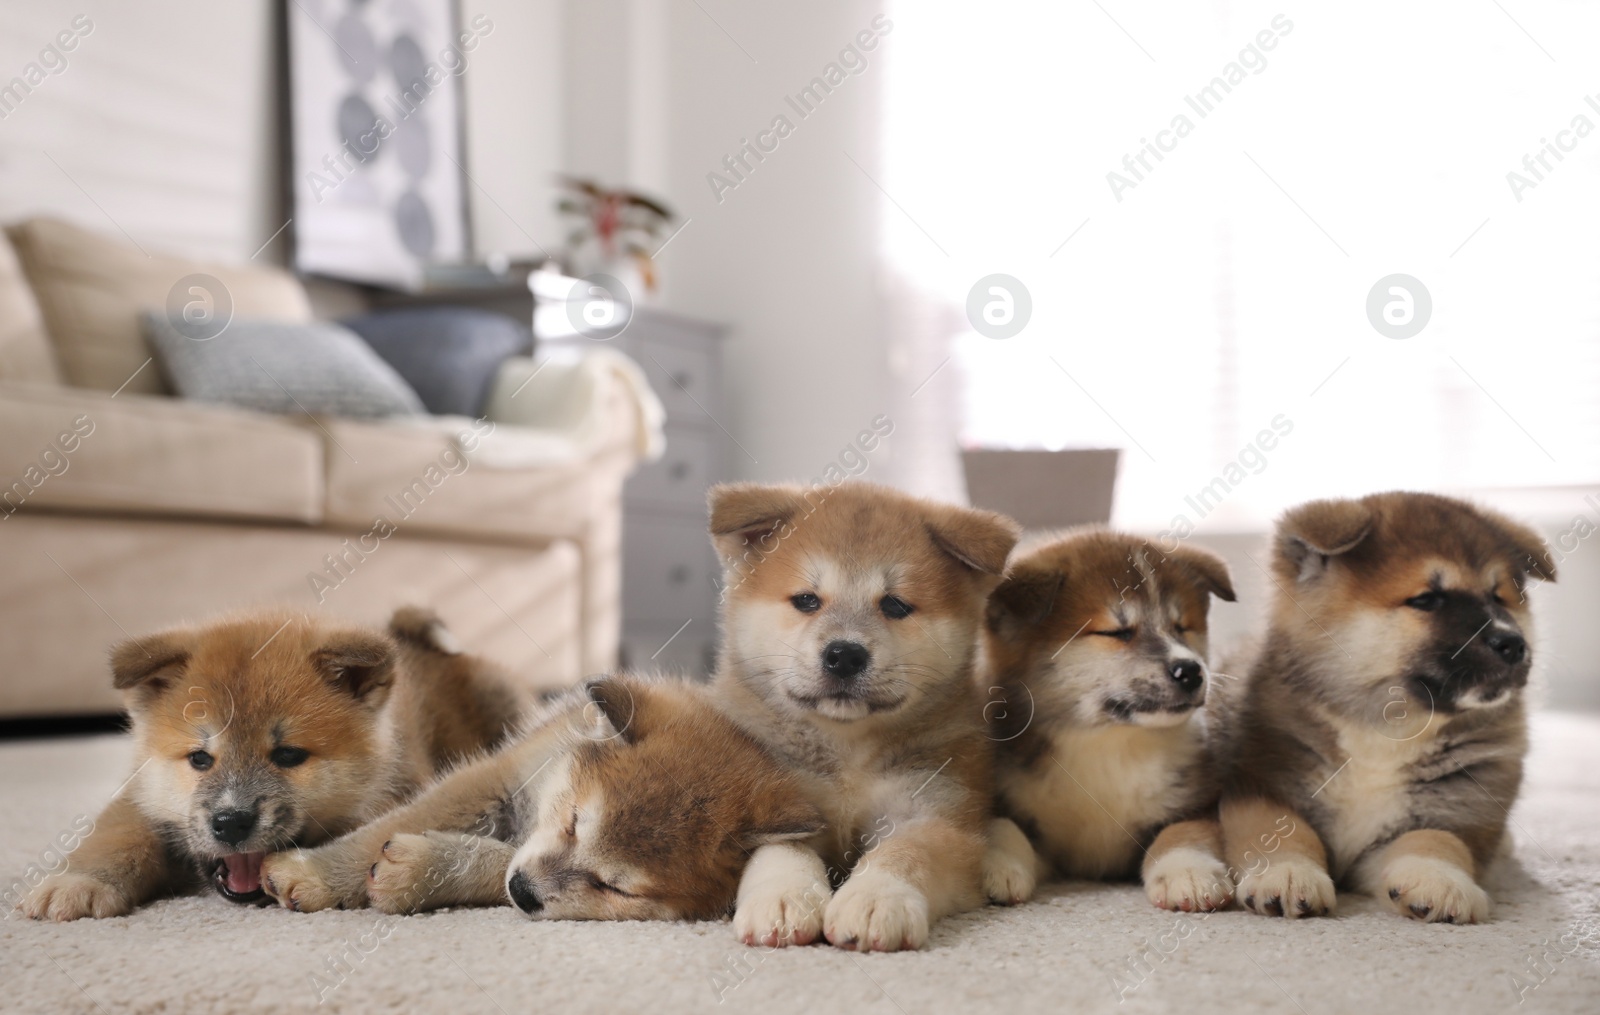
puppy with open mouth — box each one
[1221,492,1556,924]
[980,529,1239,912]
[19,607,524,920]
[708,480,1020,951]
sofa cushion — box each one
[0,382,323,523]
[319,416,625,543]
[5,217,313,396]
[341,307,533,416]
[142,314,426,419]
[0,231,61,385]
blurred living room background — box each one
[0,0,1596,728]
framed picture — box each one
[284,0,481,289]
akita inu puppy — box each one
[19,608,523,921]
[260,674,820,921]
[1222,492,1555,923]
[980,530,1238,912]
[709,481,1020,951]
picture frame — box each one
[282,0,478,289]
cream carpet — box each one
[3,713,1598,1015]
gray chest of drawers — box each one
[598,308,727,675]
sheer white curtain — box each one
[880,0,1600,529]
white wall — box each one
[463,0,568,263]
[0,1,280,261]
[561,0,896,485]
[0,0,565,268]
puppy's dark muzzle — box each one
[822,640,871,681]
[507,871,543,915]
[1485,631,1527,666]
[1168,660,1205,695]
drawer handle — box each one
[668,460,690,481]
[668,564,690,585]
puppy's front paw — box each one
[1145,847,1233,913]
[1236,855,1335,918]
[19,873,132,921]
[982,845,1036,906]
[368,834,448,914]
[1382,855,1489,924]
[824,872,930,952]
[262,850,344,913]
[733,880,830,947]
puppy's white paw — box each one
[19,873,131,921]
[1236,854,1335,918]
[1144,847,1233,913]
[1382,855,1489,924]
[982,818,1038,905]
[262,850,344,913]
[368,834,446,915]
[982,844,1036,905]
[824,872,930,952]
[733,843,830,947]
[733,881,830,947]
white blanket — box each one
[371,347,666,468]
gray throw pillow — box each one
[341,307,533,416]
[142,313,425,419]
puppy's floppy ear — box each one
[1275,497,1373,581]
[925,503,1021,578]
[1477,506,1557,584]
[312,632,396,699]
[707,482,809,565]
[1168,544,1237,602]
[580,676,643,744]
[110,633,189,692]
[987,563,1064,635]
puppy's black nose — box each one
[210,808,257,846]
[1486,631,1527,665]
[822,640,871,680]
[1169,660,1204,693]
[507,871,543,914]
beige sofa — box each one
[0,217,644,718]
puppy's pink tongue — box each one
[223,853,265,894]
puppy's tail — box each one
[388,606,464,656]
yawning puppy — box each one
[709,481,1020,951]
[980,530,1238,912]
[18,607,523,920]
[1222,492,1556,923]
[259,674,820,921]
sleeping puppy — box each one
[1222,492,1556,923]
[709,481,1020,951]
[18,607,523,920]
[980,530,1238,912]
[259,674,821,921]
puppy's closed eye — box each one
[1404,591,1443,612]
[1094,627,1136,643]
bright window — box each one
[881,1,1600,530]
